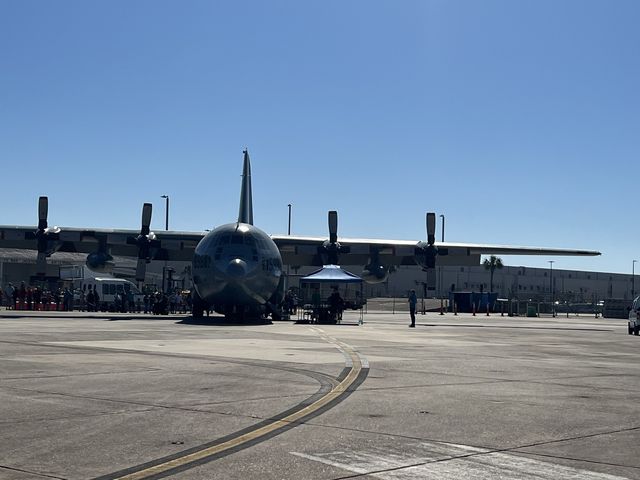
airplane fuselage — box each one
[192,222,283,317]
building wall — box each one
[1,257,636,303]
[342,264,636,302]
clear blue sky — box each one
[1,1,638,274]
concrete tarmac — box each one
[0,309,639,479]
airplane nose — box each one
[226,258,247,278]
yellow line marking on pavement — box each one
[114,328,366,480]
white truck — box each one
[76,277,143,311]
[628,295,640,335]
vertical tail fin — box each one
[238,149,254,225]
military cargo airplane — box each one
[0,150,600,319]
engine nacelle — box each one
[86,252,115,274]
[319,240,350,266]
[361,263,390,284]
[415,242,438,270]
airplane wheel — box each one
[629,323,634,335]
[265,302,282,321]
[634,326,640,336]
[191,290,207,318]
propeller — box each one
[25,196,60,276]
[426,212,436,247]
[320,210,349,265]
[329,210,338,244]
[415,212,438,270]
[423,212,438,269]
[36,196,49,274]
[38,195,48,231]
[127,203,160,281]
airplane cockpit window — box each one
[219,235,231,245]
[231,235,244,244]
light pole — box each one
[548,260,555,317]
[284,204,292,312]
[439,214,445,300]
[633,260,637,298]
[160,195,169,294]
[160,195,169,231]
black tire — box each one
[191,290,207,318]
[629,323,634,335]
[634,325,640,336]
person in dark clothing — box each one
[408,289,417,327]
[33,287,42,309]
[12,287,18,309]
[327,287,344,323]
[63,288,73,311]
[93,286,100,311]
[26,288,33,310]
[86,288,95,312]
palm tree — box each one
[483,255,504,293]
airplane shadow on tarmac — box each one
[177,316,274,326]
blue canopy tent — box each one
[298,265,364,324]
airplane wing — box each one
[271,235,601,268]
[0,225,204,260]
[0,199,600,281]
[272,210,600,274]
[0,224,599,269]
[0,198,205,279]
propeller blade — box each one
[141,203,152,236]
[426,212,436,246]
[135,258,147,282]
[38,196,48,231]
[36,252,47,275]
[328,210,338,244]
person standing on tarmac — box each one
[327,287,344,323]
[93,286,100,311]
[408,289,417,328]
[86,288,95,312]
[4,283,15,309]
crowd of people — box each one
[2,282,75,311]
[1,282,361,321]
[304,286,345,323]
[141,290,192,315]
[1,281,192,315]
